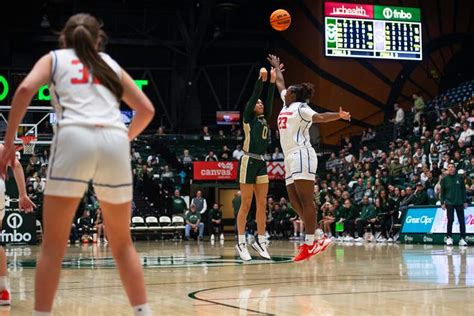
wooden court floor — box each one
[4,240,474,315]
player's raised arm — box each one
[243,68,266,121]
[267,54,285,93]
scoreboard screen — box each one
[324,2,422,61]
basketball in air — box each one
[270,9,291,31]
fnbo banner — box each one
[0,210,36,245]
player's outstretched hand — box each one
[19,195,36,213]
[0,143,16,180]
[339,107,351,121]
[259,67,268,81]
[267,54,280,68]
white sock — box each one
[33,312,52,316]
[0,276,7,290]
[133,303,152,316]
[305,234,315,245]
[238,235,246,244]
[258,235,266,244]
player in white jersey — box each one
[0,144,36,306]
[267,55,351,262]
[0,14,155,316]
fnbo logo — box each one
[0,213,32,243]
[383,8,412,20]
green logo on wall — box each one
[374,5,421,22]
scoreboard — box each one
[325,2,422,61]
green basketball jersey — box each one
[242,79,275,155]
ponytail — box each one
[61,13,123,100]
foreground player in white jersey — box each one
[0,144,36,306]
[0,14,155,315]
[267,55,351,262]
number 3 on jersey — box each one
[71,59,100,84]
[278,117,288,129]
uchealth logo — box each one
[0,213,32,243]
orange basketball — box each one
[270,9,291,31]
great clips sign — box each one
[325,2,373,19]
[324,2,420,22]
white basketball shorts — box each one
[44,125,132,204]
[0,180,5,221]
[284,147,318,186]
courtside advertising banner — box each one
[193,161,287,181]
[267,162,285,180]
[401,206,474,234]
[0,210,36,245]
[193,161,239,180]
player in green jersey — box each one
[235,65,279,261]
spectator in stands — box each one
[220,145,231,161]
[232,144,244,160]
[39,149,49,166]
[439,95,452,109]
[33,175,45,193]
[360,146,374,164]
[94,208,106,243]
[412,94,425,123]
[452,123,462,140]
[157,126,166,135]
[26,184,37,200]
[147,154,159,167]
[209,203,224,241]
[172,189,187,216]
[178,149,194,166]
[235,128,243,140]
[399,186,415,214]
[78,210,93,243]
[230,124,238,137]
[413,182,429,205]
[391,103,405,140]
[191,190,208,216]
[184,204,204,241]
[354,196,377,242]
[161,165,174,180]
[459,122,474,144]
[131,147,141,162]
[272,147,284,161]
[361,128,376,144]
[205,151,218,162]
[289,208,304,240]
[201,126,212,140]
[319,202,335,238]
[38,164,47,178]
[216,129,226,140]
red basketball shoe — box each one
[0,289,11,305]
[317,236,334,254]
[293,241,320,262]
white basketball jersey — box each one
[277,89,317,154]
[49,49,126,130]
